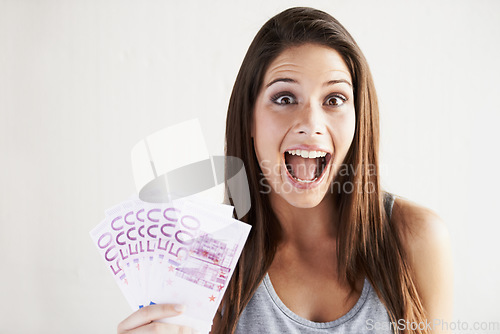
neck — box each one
[269,192,339,248]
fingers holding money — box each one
[118,304,196,334]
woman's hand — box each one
[117,304,198,334]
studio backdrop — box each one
[0,0,499,333]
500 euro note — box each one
[90,196,250,333]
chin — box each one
[278,191,326,209]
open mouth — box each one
[284,150,332,183]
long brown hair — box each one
[217,7,426,333]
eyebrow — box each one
[265,78,352,88]
[325,79,352,87]
[265,78,297,87]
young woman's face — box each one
[252,43,356,208]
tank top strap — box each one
[383,191,396,219]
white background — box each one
[1,0,499,333]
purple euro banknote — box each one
[90,196,250,333]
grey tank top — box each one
[235,193,396,333]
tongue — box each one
[287,155,318,180]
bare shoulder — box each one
[391,196,454,323]
[391,196,450,255]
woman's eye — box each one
[271,93,296,105]
[325,95,346,107]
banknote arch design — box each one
[90,196,251,332]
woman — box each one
[118,7,453,334]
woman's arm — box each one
[392,197,454,333]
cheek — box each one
[253,109,285,150]
[253,108,289,174]
[331,109,356,152]
[345,111,356,144]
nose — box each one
[293,101,327,136]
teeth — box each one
[294,176,318,183]
[286,149,328,158]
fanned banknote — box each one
[90,196,251,333]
